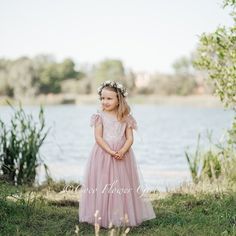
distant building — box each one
[135,72,151,88]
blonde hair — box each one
[99,86,130,122]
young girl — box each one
[79,80,156,228]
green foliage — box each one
[37,56,82,94]
[172,56,194,75]
[149,74,198,96]
[93,59,126,90]
[185,130,236,185]
[0,181,77,235]
[37,177,81,193]
[0,55,83,97]
[0,54,208,98]
[223,0,236,20]
[7,57,40,99]
[194,0,236,109]
[0,59,14,96]
[202,150,222,179]
[0,104,49,186]
[38,63,62,93]
[169,55,199,95]
[58,58,78,79]
[192,1,236,184]
[185,134,201,184]
[61,78,92,94]
[1,179,236,235]
[227,115,236,146]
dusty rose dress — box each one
[78,110,156,228]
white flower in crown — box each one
[104,80,111,85]
[117,83,122,89]
[123,91,128,97]
[97,86,103,93]
[98,80,128,97]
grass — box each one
[0,180,236,236]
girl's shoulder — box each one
[90,110,103,127]
[125,113,138,130]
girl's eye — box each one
[101,97,112,100]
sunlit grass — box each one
[1,179,236,236]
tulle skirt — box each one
[78,139,156,228]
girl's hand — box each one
[110,150,118,157]
[114,152,122,160]
[116,149,126,160]
[110,150,122,160]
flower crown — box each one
[97,80,128,97]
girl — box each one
[79,80,156,228]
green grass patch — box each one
[0,181,236,236]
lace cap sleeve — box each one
[90,113,102,127]
[126,114,138,130]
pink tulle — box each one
[126,114,138,130]
[79,110,156,228]
[90,113,102,127]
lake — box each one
[0,104,234,191]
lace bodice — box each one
[90,110,137,143]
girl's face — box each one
[101,88,119,112]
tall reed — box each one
[185,127,236,186]
[0,103,49,186]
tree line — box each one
[0,54,213,99]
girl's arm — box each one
[119,126,134,154]
[94,123,116,156]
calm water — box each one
[0,104,234,191]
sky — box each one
[0,0,234,73]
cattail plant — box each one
[0,103,49,186]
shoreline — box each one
[5,178,235,204]
[0,94,223,108]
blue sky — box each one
[0,0,234,73]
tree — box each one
[38,63,61,94]
[194,0,236,145]
[172,56,194,75]
[34,56,82,94]
[194,0,236,109]
[0,59,13,96]
[58,58,79,79]
[172,56,198,95]
[8,57,39,99]
[93,59,125,92]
